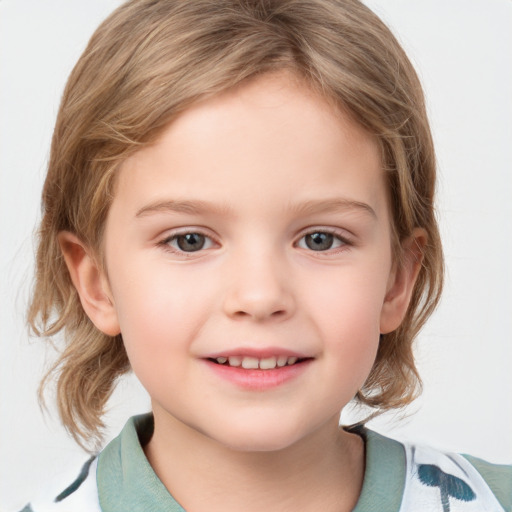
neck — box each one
[144,409,365,512]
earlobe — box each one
[58,231,121,336]
[380,228,427,334]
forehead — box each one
[113,72,386,222]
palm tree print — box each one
[418,464,476,512]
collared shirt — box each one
[21,413,512,511]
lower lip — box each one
[203,359,312,390]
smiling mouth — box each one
[207,355,310,370]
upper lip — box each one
[203,347,312,359]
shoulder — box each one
[354,428,511,512]
[18,456,101,512]
[462,453,512,511]
[400,437,512,512]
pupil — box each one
[177,233,205,252]
[306,232,333,251]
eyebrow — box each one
[135,199,233,218]
[288,198,377,219]
[135,197,377,219]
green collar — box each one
[97,414,406,511]
[351,427,405,512]
[98,414,185,511]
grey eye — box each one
[304,232,334,251]
[175,233,206,252]
[297,231,346,252]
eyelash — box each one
[295,228,353,254]
[157,227,353,256]
[158,229,218,257]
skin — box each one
[60,72,424,511]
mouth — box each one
[203,352,313,390]
[207,355,311,370]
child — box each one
[15,0,511,510]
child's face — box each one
[91,73,416,451]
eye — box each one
[163,232,215,253]
[297,231,347,252]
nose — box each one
[222,248,295,322]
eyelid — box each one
[156,225,354,256]
[158,227,220,255]
[294,226,355,251]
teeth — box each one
[216,355,302,369]
[277,355,288,367]
[241,357,259,369]
[259,357,277,370]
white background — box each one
[1,0,511,509]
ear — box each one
[58,231,121,336]
[380,228,426,334]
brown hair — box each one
[29,0,443,450]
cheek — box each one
[304,264,389,332]
[300,264,388,380]
[108,261,213,369]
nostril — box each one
[233,310,250,318]
[231,309,286,319]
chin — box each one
[207,422,309,453]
